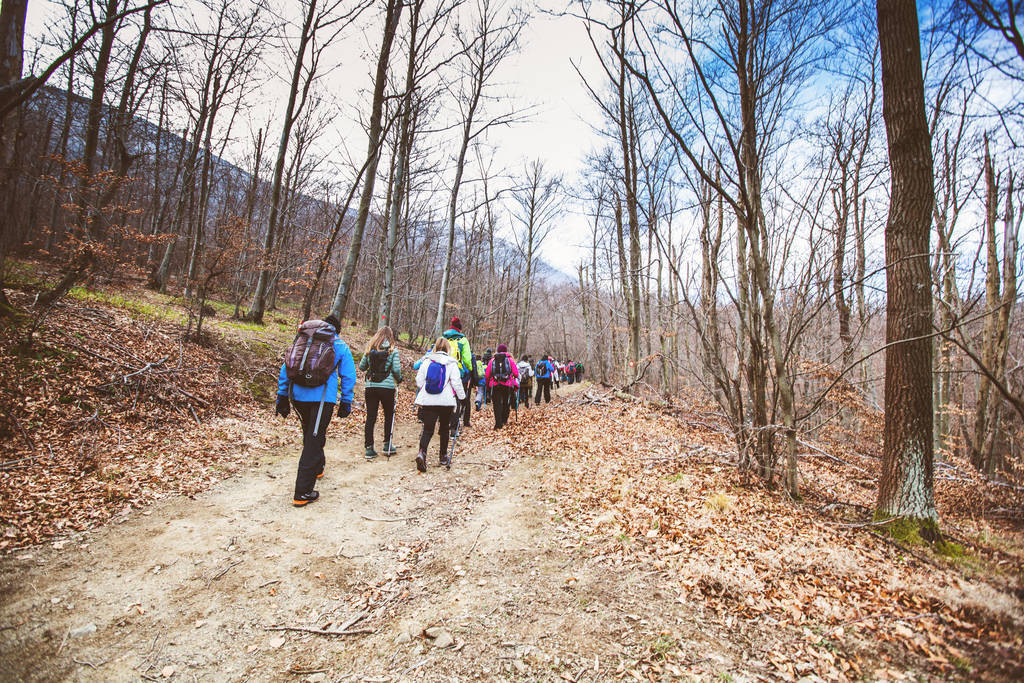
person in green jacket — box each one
[442,317,473,435]
[359,326,402,460]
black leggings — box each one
[419,405,454,458]
[492,384,512,428]
[364,387,396,448]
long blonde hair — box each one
[432,337,450,354]
[366,326,395,354]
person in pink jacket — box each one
[484,343,520,429]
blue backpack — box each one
[425,360,447,395]
[535,360,550,379]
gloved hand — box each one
[275,395,290,418]
[337,402,351,418]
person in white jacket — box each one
[414,337,466,472]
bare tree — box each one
[430,0,525,335]
[329,0,403,321]
[512,159,562,352]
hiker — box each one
[516,354,533,409]
[276,313,356,507]
[442,317,474,435]
[481,347,494,405]
[535,354,554,404]
[566,361,575,385]
[413,337,465,472]
[485,343,520,429]
[552,359,561,388]
[473,353,487,411]
[575,361,584,383]
[358,326,402,460]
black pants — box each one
[364,387,396,448]
[535,378,552,403]
[419,405,454,459]
[518,381,531,408]
[567,374,575,385]
[460,380,472,426]
[492,385,512,428]
[293,400,332,497]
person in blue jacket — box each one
[275,313,356,507]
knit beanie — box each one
[497,343,508,353]
[450,316,462,331]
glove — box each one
[275,396,290,418]
[337,402,351,418]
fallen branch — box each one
[360,515,413,523]
[0,456,36,471]
[264,625,374,637]
[72,657,107,669]
[11,413,36,452]
[206,560,242,587]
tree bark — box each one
[875,0,938,527]
[331,0,402,322]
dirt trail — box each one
[0,383,721,681]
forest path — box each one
[0,382,723,681]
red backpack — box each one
[285,320,337,388]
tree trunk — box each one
[875,0,938,528]
[331,0,402,322]
[250,0,320,323]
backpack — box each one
[425,360,447,395]
[285,320,337,388]
[367,349,391,383]
[492,352,511,383]
[535,360,550,379]
[454,337,470,379]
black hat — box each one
[324,313,340,330]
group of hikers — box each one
[275,314,584,507]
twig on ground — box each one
[72,656,108,669]
[360,515,414,523]
[264,625,374,637]
[11,413,36,452]
[337,610,369,632]
[400,658,429,678]
[0,456,36,470]
[206,560,242,587]
[465,524,487,559]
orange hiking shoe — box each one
[293,491,319,507]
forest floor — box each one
[1,272,1023,681]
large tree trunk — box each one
[875,0,938,529]
[250,0,320,323]
[331,0,402,322]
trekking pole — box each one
[446,422,458,471]
[385,403,396,461]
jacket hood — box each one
[442,329,465,340]
[426,350,456,363]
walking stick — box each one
[385,404,396,460]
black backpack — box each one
[367,349,391,382]
[492,353,511,383]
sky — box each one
[25,0,608,279]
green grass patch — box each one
[69,287,184,323]
[649,633,676,661]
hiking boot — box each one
[316,471,324,479]
[365,446,378,460]
[440,453,451,468]
[415,450,427,473]
[293,490,319,507]
[383,444,397,457]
